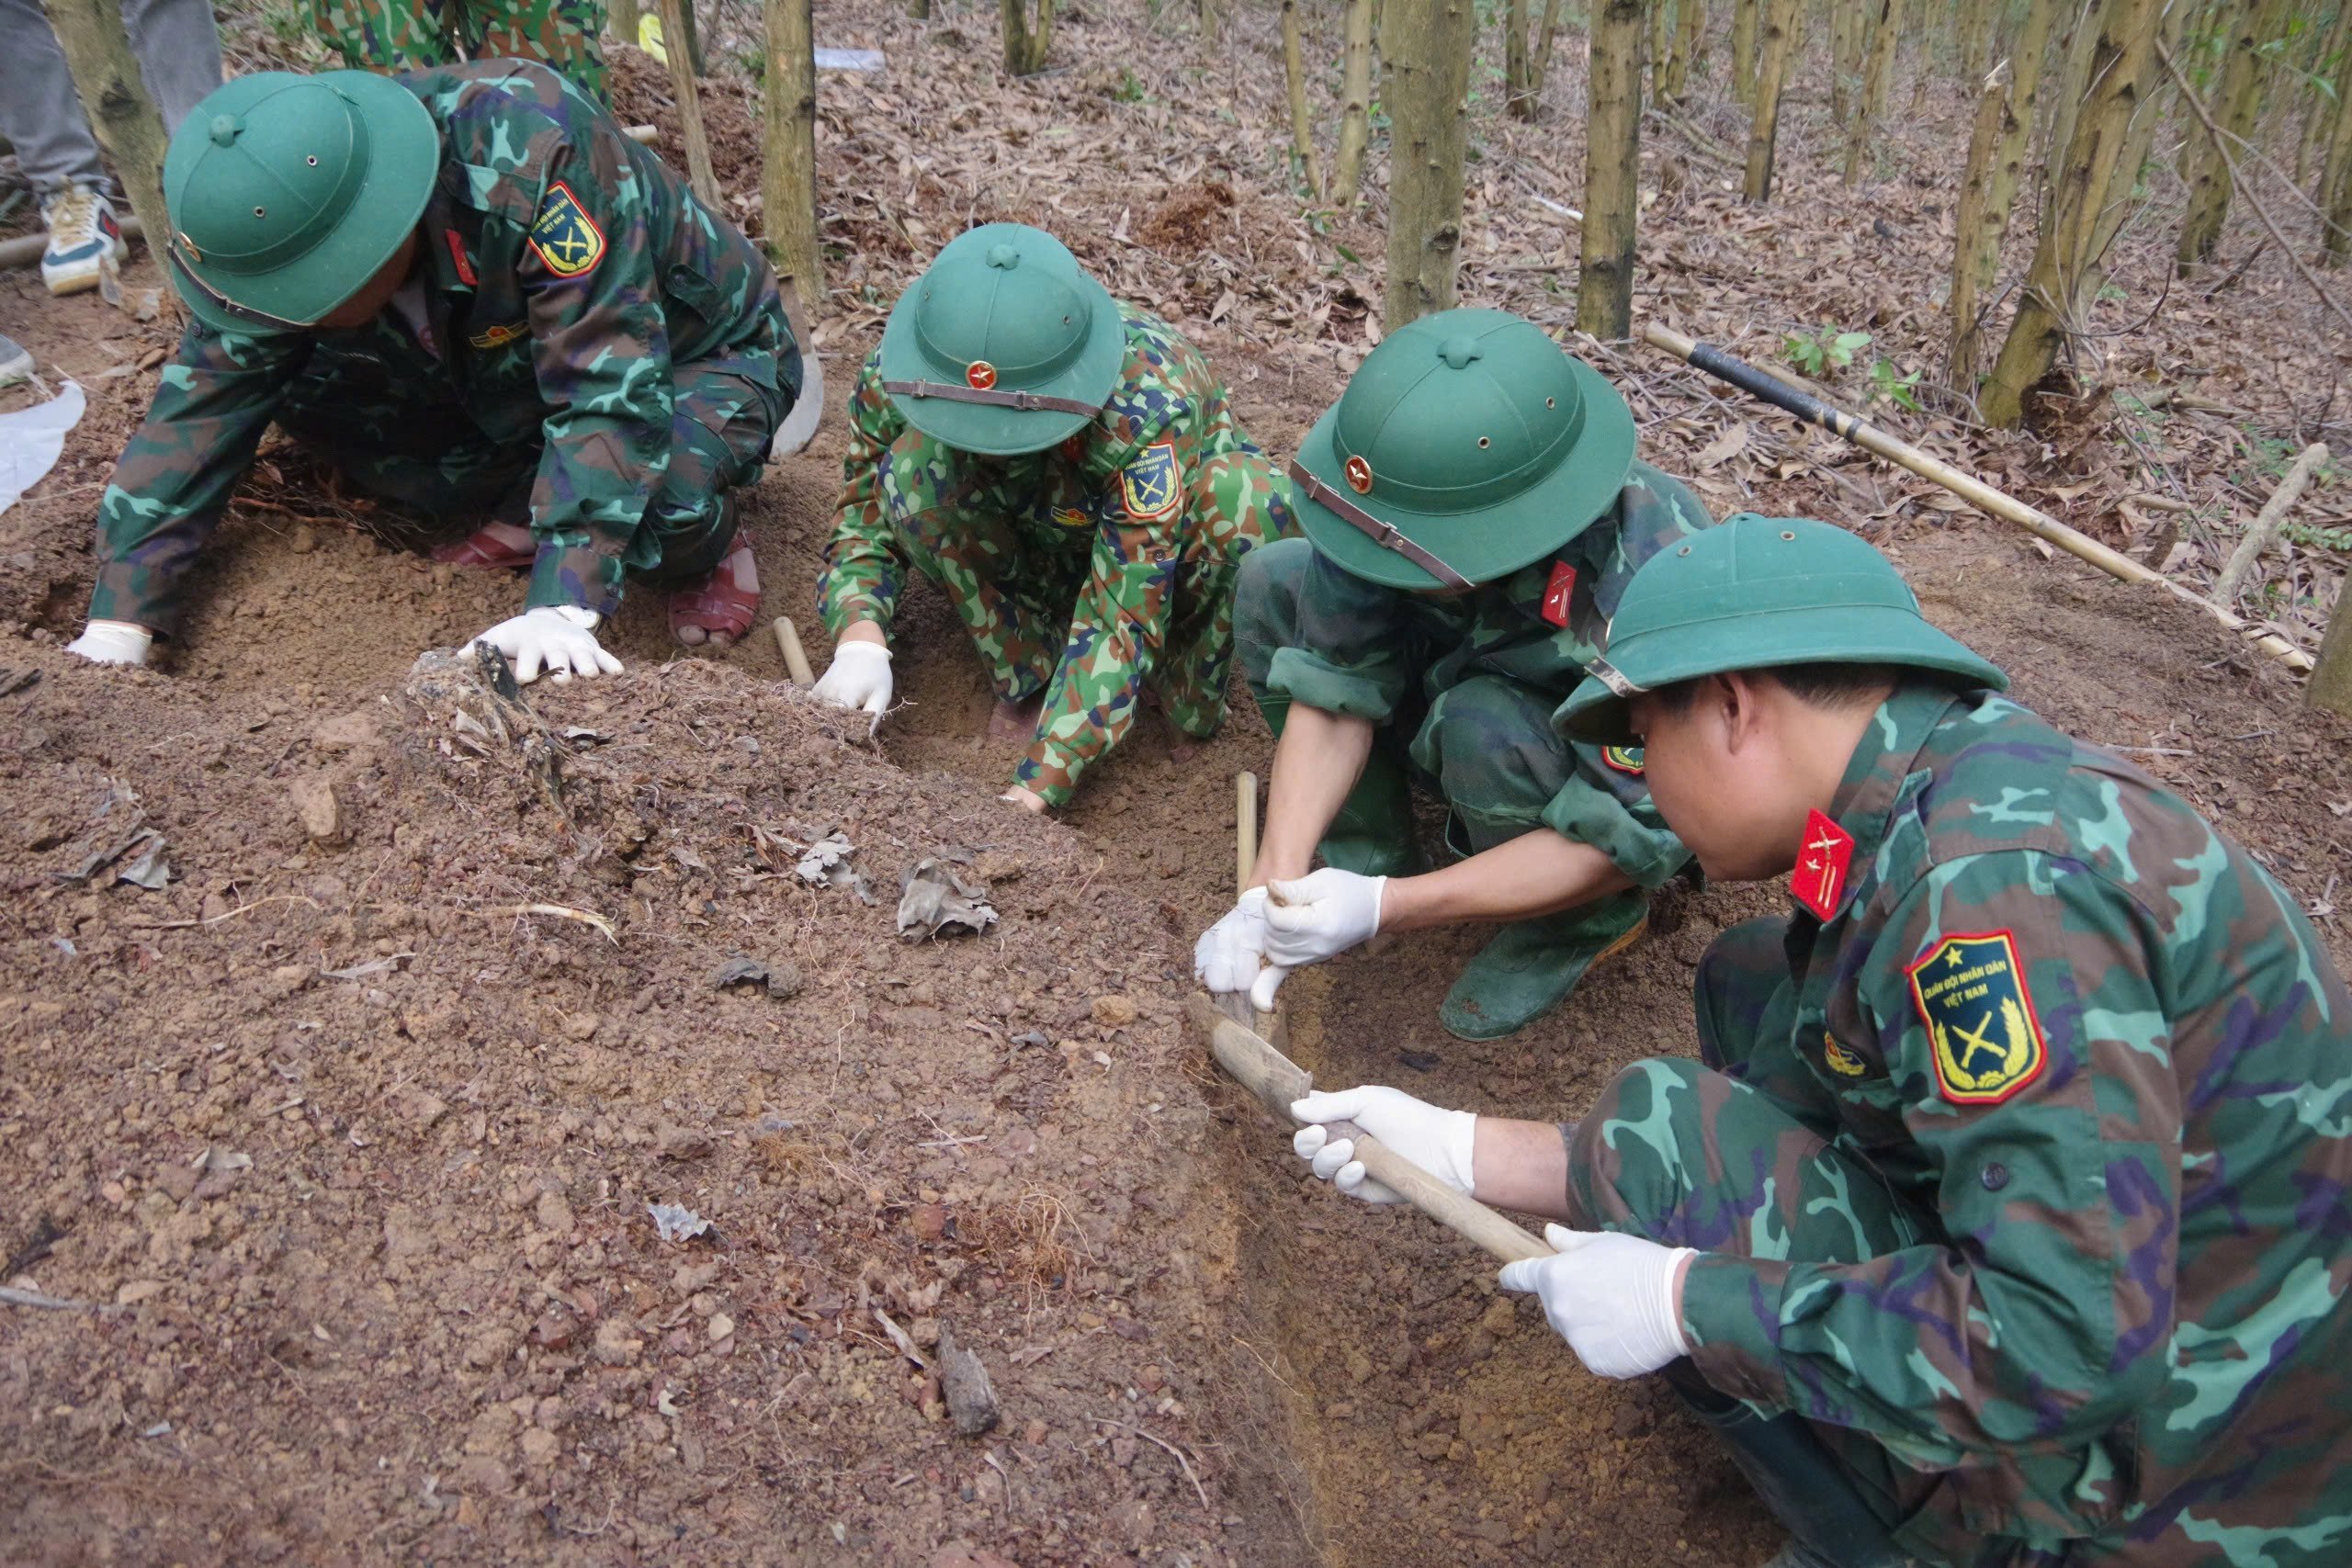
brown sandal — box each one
[668,529,760,648]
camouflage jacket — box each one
[90,61,790,635]
[1261,462,1712,887]
[819,307,1274,799]
[1679,684,2352,1563]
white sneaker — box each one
[40,184,130,297]
[0,331,31,389]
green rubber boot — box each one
[1439,888,1648,1042]
[1257,694,1428,879]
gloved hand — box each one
[1498,1224,1696,1379]
[469,605,621,685]
[1263,870,1386,967]
[66,619,153,667]
[1289,1085,1476,1204]
[812,638,893,720]
[1194,887,1271,997]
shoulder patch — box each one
[1117,441,1182,523]
[527,181,605,278]
[469,321,528,350]
[1541,560,1577,627]
[1820,1032,1869,1077]
[1907,931,2049,1106]
[1600,745,1644,776]
[1790,808,1854,922]
[1050,505,1093,530]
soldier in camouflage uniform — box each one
[1290,516,2352,1568]
[63,62,797,681]
[311,0,608,105]
[810,224,1297,813]
[1195,308,1713,1041]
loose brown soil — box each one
[6,1,2352,1564]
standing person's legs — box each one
[0,0,107,194]
[120,0,225,130]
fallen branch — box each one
[2160,46,2352,340]
[471,902,618,942]
[2214,444,2330,604]
[0,1285,99,1311]
[1640,322,2316,671]
[1093,1416,1212,1512]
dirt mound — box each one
[0,645,1289,1564]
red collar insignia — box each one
[443,229,477,287]
[1791,808,1853,921]
[1541,561,1577,627]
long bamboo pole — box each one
[656,0,720,208]
[1187,998,1550,1265]
[1639,322,2315,671]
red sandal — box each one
[668,529,761,648]
[431,519,536,570]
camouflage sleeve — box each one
[516,119,677,618]
[817,351,910,636]
[1011,487,1186,806]
[86,321,309,636]
[1679,850,2177,1472]
[1538,745,1687,888]
[1259,547,1415,720]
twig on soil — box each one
[129,894,322,931]
[471,902,618,942]
[1093,1416,1212,1512]
[2160,47,2352,341]
[0,1285,100,1311]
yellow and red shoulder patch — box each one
[1821,1032,1870,1077]
[469,321,528,350]
[527,182,605,278]
[1542,560,1577,627]
[1600,744,1644,776]
[1117,441,1182,523]
[1790,808,1853,921]
[1907,931,2049,1106]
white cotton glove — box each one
[469,604,621,685]
[66,619,153,667]
[1263,870,1385,963]
[1288,1085,1477,1204]
[1194,887,1271,997]
[1498,1224,1697,1380]
[812,639,893,719]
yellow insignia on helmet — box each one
[527,181,605,278]
[1117,441,1182,524]
[469,321,528,350]
[1051,506,1093,530]
[1908,931,2048,1106]
[1821,1034,1868,1077]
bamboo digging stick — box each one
[1215,772,1276,1038]
[1186,996,1552,1265]
[770,616,816,684]
[1639,322,2316,672]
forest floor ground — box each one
[3,1,2350,1563]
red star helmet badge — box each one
[1343,455,1374,494]
[967,360,998,390]
[1790,808,1854,921]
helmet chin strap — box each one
[1286,458,1475,592]
[879,378,1104,418]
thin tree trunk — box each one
[610,0,641,46]
[1958,0,1996,79]
[655,0,721,206]
[1731,0,1759,102]
[1531,0,1567,97]
[2312,577,2352,719]
[1507,0,1534,116]
[1283,0,1329,194]
[1743,0,1801,200]
[2177,0,2288,265]
[760,0,820,309]
[2082,0,2192,289]
[1830,0,1866,123]
[1001,0,1053,72]
[1200,0,1219,47]
[1981,0,2162,429]
[1671,0,1706,96]
[1950,0,2058,385]
[1334,0,1376,203]
[2296,3,2351,185]
[2326,6,2352,265]
[679,0,707,75]
[1383,0,1477,330]
[38,0,171,264]
[1580,0,1645,336]
[1841,0,1902,183]
[1652,0,1679,103]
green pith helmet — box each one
[877,224,1125,456]
[1289,309,1635,592]
[162,71,439,334]
[1555,514,2009,743]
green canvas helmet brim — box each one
[876,257,1125,457]
[1292,354,1635,591]
[164,72,440,335]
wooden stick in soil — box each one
[656,0,720,209]
[1187,997,1552,1266]
[1220,771,1277,1041]
[1639,321,2317,671]
[771,616,816,684]
[2213,445,2329,605]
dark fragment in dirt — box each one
[936,1321,1002,1438]
[5,1213,64,1278]
[897,855,999,940]
[709,952,804,998]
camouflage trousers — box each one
[1236,536,1588,867]
[1566,918,2029,1568]
[311,0,607,102]
[886,444,1294,783]
[278,358,778,589]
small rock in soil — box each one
[288,775,344,844]
[710,953,804,999]
[1090,994,1137,1028]
[935,1321,1001,1437]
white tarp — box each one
[0,379,84,518]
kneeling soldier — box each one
[1290,516,2352,1566]
[66,62,798,681]
[1196,308,1713,1040]
[809,224,1297,813]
